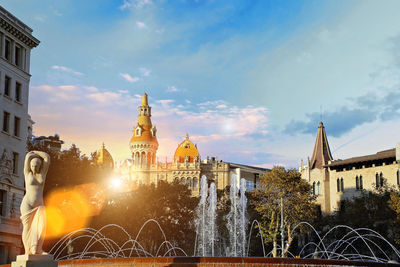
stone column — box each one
[10,40,15,65]
[21,48,26,71]
[25,49,31,73]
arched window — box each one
[340,178,344,192]
[376,173,379,188]
[317,181,320,195]
[356,176,359,190]
[312,182,316,195]
[380,172,384,187]
[337,178,340,192]
[360,175,363,189]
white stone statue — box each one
[21,151,50,255]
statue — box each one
[21,151,50,255]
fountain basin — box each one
[2,257,399,267]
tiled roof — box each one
[326,148,395,167]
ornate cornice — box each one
[0,10,39,48]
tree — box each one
[253,166,316,257]
[89,180,198,256]
[389,191,400,244]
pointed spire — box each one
[102,142,105,149]
[186,133,189,139]
[310,121,333,169]
[141,93,148,106]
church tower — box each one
[310,121,333,169]
[129,93,158,184]
[300,121,333,214]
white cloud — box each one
[140,67,151,77]
[87,92,122,103]
[120,73,140,83]
[33,15,46,22]
[167,86,179,92]
[84,86,99,92]
[58,85,77,91]
[120,0,152,10]
[216,104,227,109]
[52,65,83,76]
[136,21,146,28]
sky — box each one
[3,0,400,168]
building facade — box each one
[300,122,400,214]
[0,5,39,263]
[124,93,266,195]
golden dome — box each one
[130,125,159,145]
[174,134,199,163]
[97,143,114,168]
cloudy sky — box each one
[3,0,400,168]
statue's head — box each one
[30,157,42,174]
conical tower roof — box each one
[310,122,333,169]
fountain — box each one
[194,175,218,257]
[226,175,248,257]
[7,173,399,266]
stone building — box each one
[31,134,64,151]
[300,122,400,214]
[0,5,39,263]
[126,93,266,195]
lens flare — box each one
[111,177,122,189]
[45,183,105,239]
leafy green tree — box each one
[253,166,316,257]
[389,191,400,244]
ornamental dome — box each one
[174,134,199,163]
[129,93,159,147]
[97,143,114,168]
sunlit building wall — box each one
[300,122,400,214]
[0,5,39,264]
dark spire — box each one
[310,122,333,169]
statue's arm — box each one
[34,151,50,176]
[24,151,36,176]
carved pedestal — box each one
[11,254,58,267]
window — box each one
[397,170,400,187]
[15,82,21,102]
[380,172,384,187]
[340,178,344,192]
[359,175,363,189]
[2,111,10,132]
[4,76,10,97]
[337,178,340,192]
[12,152,18,174]
[0,190,5,217]
[15,45,21,66]
[317,181,320,195]
[14,116,20,137]
[313,182,316,195]
[376,173,379,188]
[356,176,359,190]
[4,39,10,60]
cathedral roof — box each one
[174,134,199,163]
[97,143,114,168]
[310,122,333,169]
